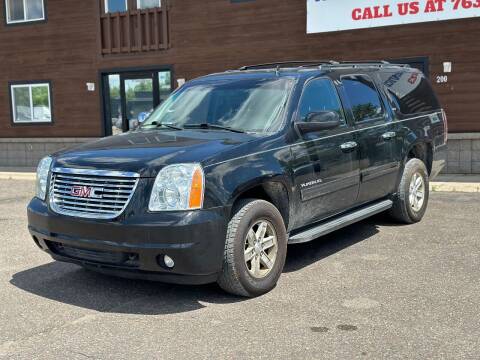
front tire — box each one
[389,158,429,224]
[217,199,287,297]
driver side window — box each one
[298,78,345,124]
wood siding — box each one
[1,0,479,138]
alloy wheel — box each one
[244,220,278,279]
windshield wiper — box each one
[147,121,183,130]
[183,123,246,133]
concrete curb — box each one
[430,182,480,193]
[0,172,36,180]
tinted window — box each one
[381,71,440,115]
[342,75,384,122]
[298,78,345,123]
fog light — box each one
[163,255,175,268]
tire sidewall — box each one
[232,201,287,296]
[403,159,429,222]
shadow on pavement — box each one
[10,215,391,314]
[284,215,385,273]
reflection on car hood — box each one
[52,129,254,177]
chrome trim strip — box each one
[205,111,441,168]
[52,167,140,178]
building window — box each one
[137,0,161,9]
[11,83,52,123]
[5,0,45,24]
[105,0,128,13]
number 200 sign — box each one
[307,0,480,34]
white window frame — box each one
[11,83,52,124]
[5,0,45,24]
[104,0,128,13]
[137,0,161,10]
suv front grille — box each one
[49,167,140,219]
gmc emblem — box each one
[70,185,103,199]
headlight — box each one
[149,163,204,211]
[36,156,53,201]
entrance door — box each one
[121,72,157,132]
[103,69,172,136]
[389,57,429,77]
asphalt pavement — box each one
[0,180,479,359]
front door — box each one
[103,69,172,136]
[121,72,157,132]
[291,77,360,229]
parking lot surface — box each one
[0,180,479,359]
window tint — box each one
[380,71,440,115]
[138,0,161,9]
[342,75,384,122]
[105,0,127,13]
[298,78,344,123]
[11,83,52,123]
[6,0,45,23]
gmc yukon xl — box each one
[28,61,447,297]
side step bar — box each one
[288,199,393,244]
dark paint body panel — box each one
[27,66,447,284]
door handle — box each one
[340,141,358,152]
[382,131,397,140]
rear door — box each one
[290,77,360,229]
[340,74,400,204]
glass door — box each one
[103,69,172,136]
[121,73,157,132]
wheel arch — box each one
[230,179,291,231]
[405,141,433,175]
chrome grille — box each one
[49,168,140,219]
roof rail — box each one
[339,60,391,65]
[239,60,339,70]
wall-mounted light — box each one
[443,62,452,73]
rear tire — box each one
[389,158,429,224]
[217,199,287,297]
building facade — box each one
[0,0,479,172]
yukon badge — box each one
[300,179,323,188]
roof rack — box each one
[239,60,339,71]
[339,60,391,65]
[236,60,410,73]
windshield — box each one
[141,77,293,133]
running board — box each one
[288,199,393,244]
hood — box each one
[52,129,254,177]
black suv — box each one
[28,61,447,297]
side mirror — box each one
[296,111,342,134]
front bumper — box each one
[27,198,229,285]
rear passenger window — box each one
[298,78,345,124]
[342,75,384,122]
[380,71,441,115]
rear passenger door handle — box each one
[382,131,397,140]
[340,141,358,152]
